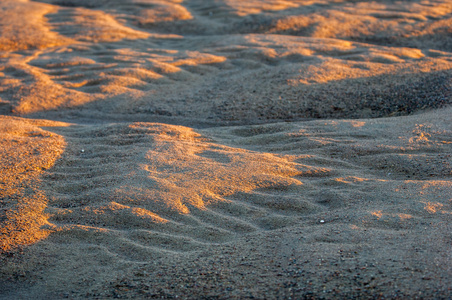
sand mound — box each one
[0,0,451,299]
[41,122,328,258]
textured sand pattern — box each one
[0,0,450,121]
[41,123,329,258]
[1,109,450,298]
[0,0,451,299]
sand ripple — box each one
[42,123,327,259]
[1,1,451,298]
[0,0,450,121]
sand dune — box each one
[0,0,451,299]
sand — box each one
[0,0,451,299]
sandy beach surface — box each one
[0,0,451,299]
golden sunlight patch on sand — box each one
[0,116,67,253]
[36,122,329,258]
[0,0,452,298]
[0,0,73,51]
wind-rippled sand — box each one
[0,0,451,299]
